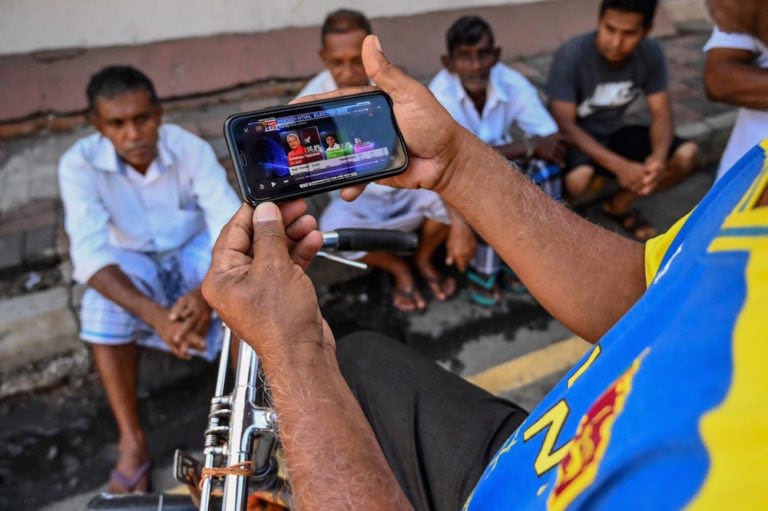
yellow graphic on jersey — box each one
[688,157,768,509]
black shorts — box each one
[565,125,688,176]
[337,332,527,511]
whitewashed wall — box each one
[0,0,706,57]
[0,0,541,56]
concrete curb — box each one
[0,286,80,372]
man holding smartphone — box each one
[204,0,768,508]
[299,8,476,312]
[58,66,239,493]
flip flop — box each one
[601,207,658,241]
[391,286,426,312]
[466,270,501,307]
[499,265,526,294]
[109,460,152,494]
[423,274,457,301]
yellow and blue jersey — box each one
[465,141,768,510]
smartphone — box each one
[223,91,408,204]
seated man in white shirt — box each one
[57,66,240,493]
[704,25,768,181]
[299,9,475,312]
[429,15,565,306]
[297,9,371,99]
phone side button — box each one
[239,152,248,167]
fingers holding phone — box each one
[203,202,325,367]
[358,35,474,195]
[329,35,481,201]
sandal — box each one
[466,270,501,307]
[499,265,526,294]
[109,460,152,494]
[391,286,426,312]
[422,273,457,301]
[601,206,658,241]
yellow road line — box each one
[466,336,590,395]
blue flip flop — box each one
[466,270,500,307]
[500,265,526,294]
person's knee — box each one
[670,142,699,177]
[91,342,121,357]
[564,165,595,196]
[89,341,139,376]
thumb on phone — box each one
[251,202,290,265]
[362,36,408,102]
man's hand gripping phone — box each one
[202,200,333,374]
[294,36,472,205]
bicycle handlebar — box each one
[321,228,419,255]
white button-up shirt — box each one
[297,69,339,98]
[58,124,240,283]
[704,26,768,179]
[429,63,558,145]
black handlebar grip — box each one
[321,228,419,255]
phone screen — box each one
[224,91,408,204]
